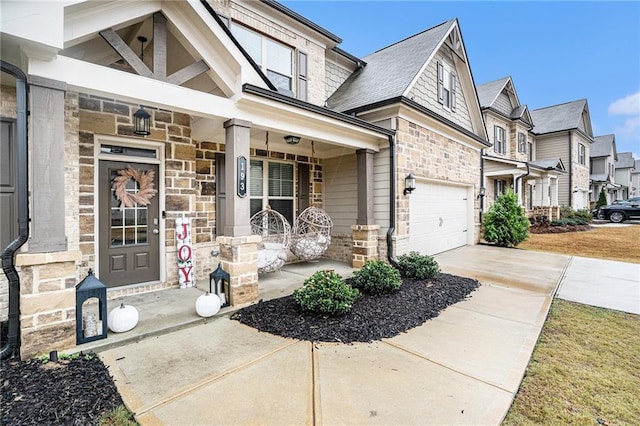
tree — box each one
[595,187,608,209]
[482,189,530,247]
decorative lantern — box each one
[283,134,301,145]
[209,262,230,307]
[195,292,221,317]
[403,173,416,195]
[133,107,151,136]
[107,303,139,333]
[75,269,108,344]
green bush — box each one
[551,217,588,226]
[397,251,440,280]
[293,270,359,316]
[595,187,608,209]
[352,260,402,295]
[559,205,575,219]
[482,189,530,247]
[530,215,550,227]
[574,209,593,222]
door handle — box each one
[152,229,159,235]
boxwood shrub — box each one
[293,270,359,316]
[352,260,402,295]
[397,251,440,280]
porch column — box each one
[356,149,374,225]
[514,173,523,205]
[541,177,551,207]
[217,235,260,307]
[550,178,559,207]
[351,224,380,269]
[223,118,252,237]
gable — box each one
[60,0,270,98]
[494,90,513,116]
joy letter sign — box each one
[176,218,195,288]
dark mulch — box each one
[1,355,125,425]
[231,273,480,343]
[530,224,592,234]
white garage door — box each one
[409,182,469,255]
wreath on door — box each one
[112,166,158,209]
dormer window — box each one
[232,24,293,95]
[437,61,457,112]
[518,132,527,153]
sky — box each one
[282,1,640,159]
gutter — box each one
[386,132,399,268]
[514,162,531,198]
[1,61,29,360]
[568,130,573,207]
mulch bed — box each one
[232,273,480,343]
[1,355,125,425]
[530,225,592,234]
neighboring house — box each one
[476,77,565,219]
[0,0,488,358]
[589,134,620,205]
[530,99,594,211]
[631,160,640,197]
[614,152,636,200]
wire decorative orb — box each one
[291,205,333,261]
[250,206,291,273]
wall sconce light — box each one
[478,186,486,198]
[403,173,416,195]
[133,107,151,136]
[284,135,301,145]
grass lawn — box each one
[503,299,640,425]
[519,225,640,264]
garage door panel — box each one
[409,182,469,255]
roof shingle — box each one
[530,99,588,135]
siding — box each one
[324,154,357,234]
[373,147,390,233]
[591,157,605,174]
[494,91,512,116]
[536,133,570,206]
[325,59,353,99]
[406,47,473,132]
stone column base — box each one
[351,225,380,269]
[216,235,260,306]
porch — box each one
[74,259,353,354]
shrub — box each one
[482,189,530,247]
[352,260,402,295]
[530,215,550,228]
[397,251,440,280]
[559,205,575,219]
[595,187,608,209]
[293,270,359,316]
[574,209,593,222]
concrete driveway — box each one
[101,245,578,425]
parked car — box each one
[598,200,640,223]
[612,196,640,205]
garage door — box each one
[408,182,469,255]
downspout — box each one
[1,61,29,359]
[514,162,531,201]
[479,149,485,222]
[386,132,399,268]
[568,130,572,208]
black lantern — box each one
[284,135,301,145]
[209,263,230,307]
[478,186,486,198]
[133,107,151,136]
[403,173,416,195]
[75,269,108,344]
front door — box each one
[99,160,160,287]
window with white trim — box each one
[494,179,507,198]
[528,142,534,161]
[250,159,295,225]
[494,126,506,154]
[518,132,527,153]
[578,143,586,165]
[437,61,456,112]
[231,24,293,94]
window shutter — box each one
[493,126,498,153]
[450,72,457,112]
[297,51,308,102]
[437,61,444,104]
[297,163,310,213]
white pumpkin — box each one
[108,303,139,333]
[195,292,221,318]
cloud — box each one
[615,116,640,136]
[608,91,640,115]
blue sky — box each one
[282,1,640,158]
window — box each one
[528,142,534,161]
[437,61,457,112]
[493,126,506,154]
[578,143,586,165]
[250,159,295,225]
[494,179,507,198]
[1,120,16,251]
[518,132,527,153]
[232,24,293,95]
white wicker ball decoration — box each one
[250,206,291,273]
[108,303,139,333]
[291,206,333,261]
[195,292,221,317]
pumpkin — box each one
[108,303,139,333]
[195,292,221,318]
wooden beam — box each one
[99,29,153,78]
[153,13,167,80]
[167,60,209,86]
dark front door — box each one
[99,160,160,287]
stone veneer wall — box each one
[394,117,481,254]
[1,85,17,323]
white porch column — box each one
[514,173,524,205]
[550,178,559,206]
[541,177,551,207]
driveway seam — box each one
[552,256,574,299]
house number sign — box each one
[237,155,247,197]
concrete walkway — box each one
[98,246,639,425]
